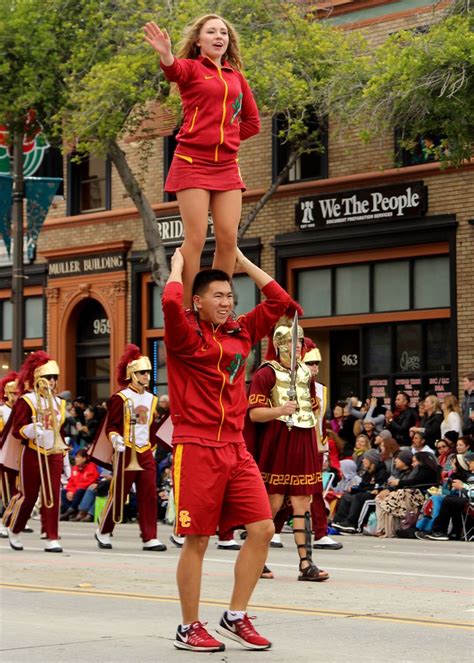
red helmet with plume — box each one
[264,300,304,361]
[17,351,53,394]
[0,370,18,400]
[117,344,152,387]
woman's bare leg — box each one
[209,190,242,277]
[176,189,211,307]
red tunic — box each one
[247,365,321,496]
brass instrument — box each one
[33,377,68,509]
[112,398,142,523]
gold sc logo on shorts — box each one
[179,510,191,528]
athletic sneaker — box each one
[174,621,225,652]
[333,521,356,533]
[426,531,449,541]
[217,612,271,650]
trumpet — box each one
[33,377,68,509]
[112,398,143,524]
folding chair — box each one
[322,471,335,497]
[461,488,474,542]
[357,499,376,532]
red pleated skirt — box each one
[257,420,321,496]
[165,153,246,192]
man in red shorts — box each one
[162,247,297,653]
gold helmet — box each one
[34,360,60,383]
[304,347,322,363]
[126,355,152,384]
[273,317,304,362]
[4,379,18,406]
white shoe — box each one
[313,535,343,550]
[216,538,241,550]
[143,538,167,551]
[169,533,185,548]
[270,533,283,548]
[44,539,63,553]
[95,529,112,549]
[0,524,8,539]
[40,532,48,539]
[8,528,23,551]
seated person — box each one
[60,449,99,520]
[352,434,371,470]
[376,451,439,538]
[422,452,474,541]
[411,431,435,455]
[332,449,389,533]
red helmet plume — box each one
[0,370,18,400]
[17,351,51,393]
[117,344,142,387]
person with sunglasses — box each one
[90,345,167,552]
[2,351,66,553]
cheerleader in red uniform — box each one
[144,14,260,306]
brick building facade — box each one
[0,0,472,407]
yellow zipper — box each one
[189,106,198,133]
[215,69,228,162]
[213,328,226,441]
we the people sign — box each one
[296,181,427,230]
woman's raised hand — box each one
[144,22,172,59]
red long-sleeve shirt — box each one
[162,280,293,444]
[160,56,260,162]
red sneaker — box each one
[217,613,271,650]
[174,621,225,652]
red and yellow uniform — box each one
[0,371,19,506]
[93,385,160,542]
[3,388,66,541]
[162,279,294,536]
[160,55,260,191]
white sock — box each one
[181,623,191,631]
[226,610,246,621]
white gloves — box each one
[23,422,44,441]
[111,434,125,452]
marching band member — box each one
[91,344,166,552]
[303,339,342,551]
[0,371,19,537]
[247,320,329,582]
[2,352,66,553]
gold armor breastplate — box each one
[265,361,317,429]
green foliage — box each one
[323,12,474,166]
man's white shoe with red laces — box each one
[217,612,272,650]
[174,621,225,652]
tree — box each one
[321,7,474,167]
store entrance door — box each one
[76,299,110,404]
[330,328,361,403]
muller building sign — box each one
[296,181,428,230]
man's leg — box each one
[228,519,274,610]
[176,534,209,624]
[290,495,329,581]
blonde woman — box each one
[440,394,462,438]
[410,394,442,448]
[144,15,260,307]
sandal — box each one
[298,558,329,582]
[260,564,274,579]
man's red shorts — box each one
[172,441,272,536]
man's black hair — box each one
[192,269,232,297]
[397,391,411,403]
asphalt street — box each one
[0,521,472,662]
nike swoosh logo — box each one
[204,75,214,79]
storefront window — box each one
[395,323,422,373]
[298,269,331,317]
[414,256,450,308]
[233,275,256,315]
[365,325,391,374]
[151,285,164,329]
[426,320,451,371]
[0,351,12,378]
[1,300,12,340]
[335,265,370,315]
[25,297,43,339]
[373,261,409,312]
[69,154,111,215]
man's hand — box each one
[66,491,74,501]
[24,422,44,441]
[171,247,184,273]
[452,479,464,491]
[279,400,298,417]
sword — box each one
[286,312,299,431]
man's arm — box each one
[162,248,199,352]
[235,248,301,344]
